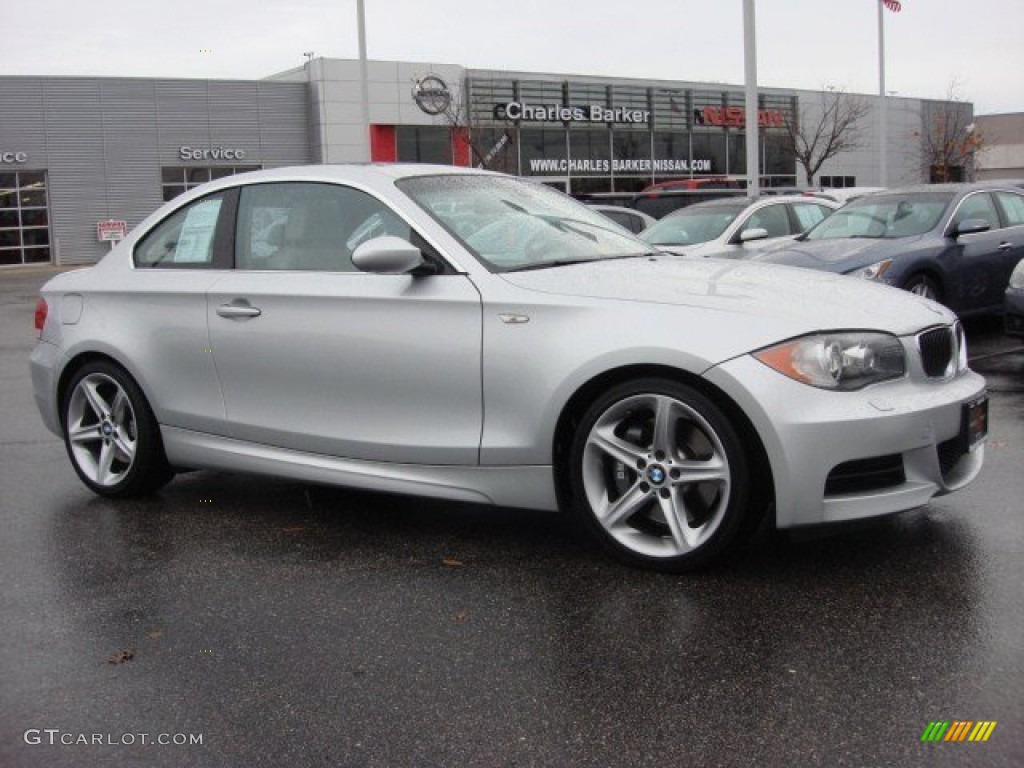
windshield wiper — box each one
[505,257,598,272]
[504,252,656,273]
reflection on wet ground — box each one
[1,272,1021,767]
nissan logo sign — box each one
[412,75,452,116]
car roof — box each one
[665,194,835,215]
[193,163,501,195]
[863,181,1024,197]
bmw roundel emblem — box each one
[647,466,666,485]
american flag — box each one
[882,0,902,11]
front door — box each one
[207,181,483,465]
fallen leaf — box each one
[107,648,135,664]
[454,611,470,623]
[442,558,464,568]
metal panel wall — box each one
[0,77,309,265]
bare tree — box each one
[915,80,984,182]
[416,76,517,173]
[782,88,870,187]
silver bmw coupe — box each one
[30,165,988,570]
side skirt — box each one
[162,426,559,511]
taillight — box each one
[34,298,48,334]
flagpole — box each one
[878,0,888,186]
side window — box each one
[953,192,1000,231]
[743,204,791,238]
[995,191,1024,227]
[791,203,831,232]
[236,182,412,272]
[600,210,633,231]
[135,194,226,268]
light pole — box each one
[743,0,760,196]
[357,0,371,162]
[877,0,888,186]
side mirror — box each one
[352,236,425,274]
[739,227,769,243]
[954,218,991,237]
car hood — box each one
[499,255,952,338]
[751,235,926,271]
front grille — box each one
[918,326,954,378]
[937,435,965,478]
[825,454,906,496]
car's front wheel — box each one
[568,378,750,571]
[62,361,173,497]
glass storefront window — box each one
[520,128,567,176]
[568,130,610,177]
[465,76,797,193]
[24,247,51,263]
[396,126,453,164]
[0,170,51,266]
[160,166,260,202]
[728,134,746,176]
[691,133,727,176]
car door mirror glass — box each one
[351,235,425,274]
[739,227,769,243]
[954,218,991,237]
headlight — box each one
[847,259,893,281]
[1010,259,1024,289]
[754,332,906,390]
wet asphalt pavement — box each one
[1,269,1022,767]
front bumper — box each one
[704,355,987,529]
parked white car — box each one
[640,195,839,258]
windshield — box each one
[639,205,743,246]
[805,192,954,240]
[397,175,649,271]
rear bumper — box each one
[29,340,65,437]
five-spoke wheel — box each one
[62,361,173,497]
[569,378,749,570]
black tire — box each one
[61,360,174,497]
[567,377,750,571]
[902,273,942,303]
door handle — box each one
[998,242,1013,251]
[216,302,262,319]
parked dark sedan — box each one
[753,183,1024,316]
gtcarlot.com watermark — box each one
[24,729,203,747]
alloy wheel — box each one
[580,392,732,559]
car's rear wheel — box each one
[568,378,750,571]
[62,361,173,497]
[903,273,942,302]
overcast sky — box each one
[3,0,1022,114]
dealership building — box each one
[0,57,969,266]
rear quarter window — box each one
[135,194,227,268]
